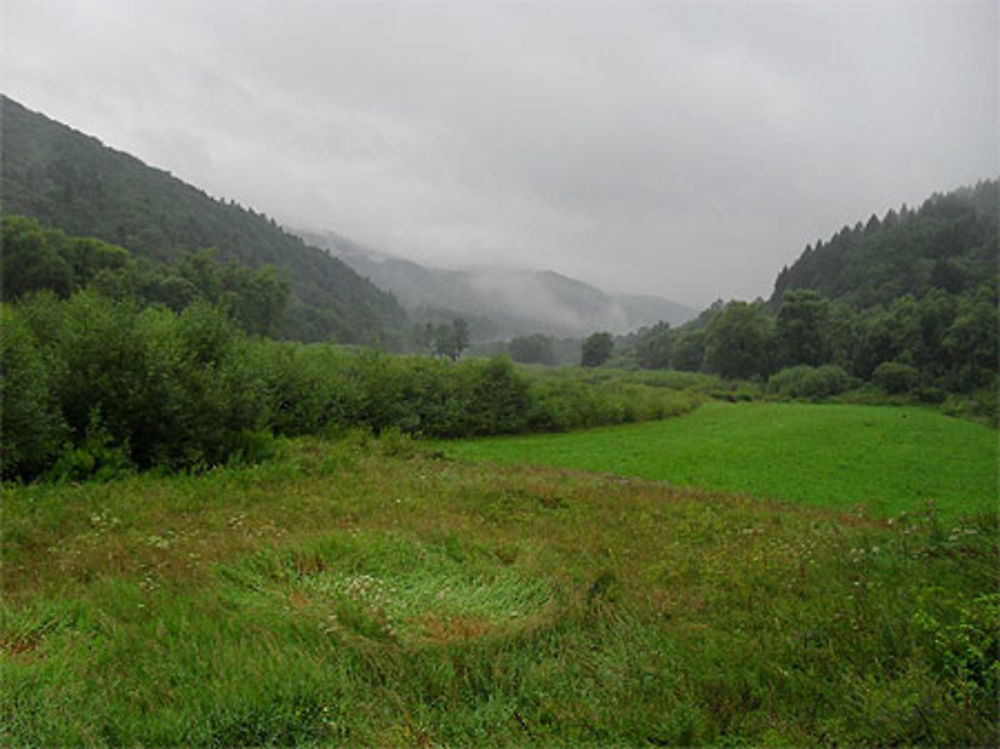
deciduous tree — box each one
[704,301,774,379]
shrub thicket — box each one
[2,293,700,482]
[768,364,855,400]
[872,361,922,394]
[10,292,269,475]
[0,307,67,478]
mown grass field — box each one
[438,401,998,518]
[2,423,998,746]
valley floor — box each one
[438,401,997,519]
[2,411,997,746]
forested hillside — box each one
[771,179,998,307]
[1,215,290,336]
[0,96,406,344]
[625,180,998,409]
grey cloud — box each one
[3,0,996,307]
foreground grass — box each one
[2,432,997,746]
[439,401,997,518]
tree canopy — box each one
[2,216,290,337]
[620,180,997,396]
[581,332,614,367]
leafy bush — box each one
[768,364,855,400]
[225,429,280,466]
[3,293,707,482]
[707,388,757,402]
[251,341,354,436]
[915,385,946,404]
[527,379,611,432]
[942,385,999,427]
[46,409,133,482]
[508,333,555,365]
[526,378,700,432]
[454,357,531,436]
[10,293,267,476]
[872,361,921,394]
[0,307,67,480]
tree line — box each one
[622,286,995,394]
[771,180,997,307]
[600,180,998,404]
[3,289,695,483]
[2,216,290,336]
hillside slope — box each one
[0,95,407,344]
[770,179,998,308]
[301,230,695,339]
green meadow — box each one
[439,402,998,518]
[3,417,998,746]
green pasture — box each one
[3,433,998,746]
[2,397,997,746]
[439,402,998,518]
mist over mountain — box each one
[300,230,695,340]
[1,94,694,345]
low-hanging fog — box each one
[2,0,996,308]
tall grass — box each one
[2,434,996,746]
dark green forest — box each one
[623,179,998,404]
[772,182,998,307]
[1,95,406,345]
[2,216,289,336]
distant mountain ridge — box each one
[0,95,407,344]
[299,230,696,339]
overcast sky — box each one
[2,0,996,307]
